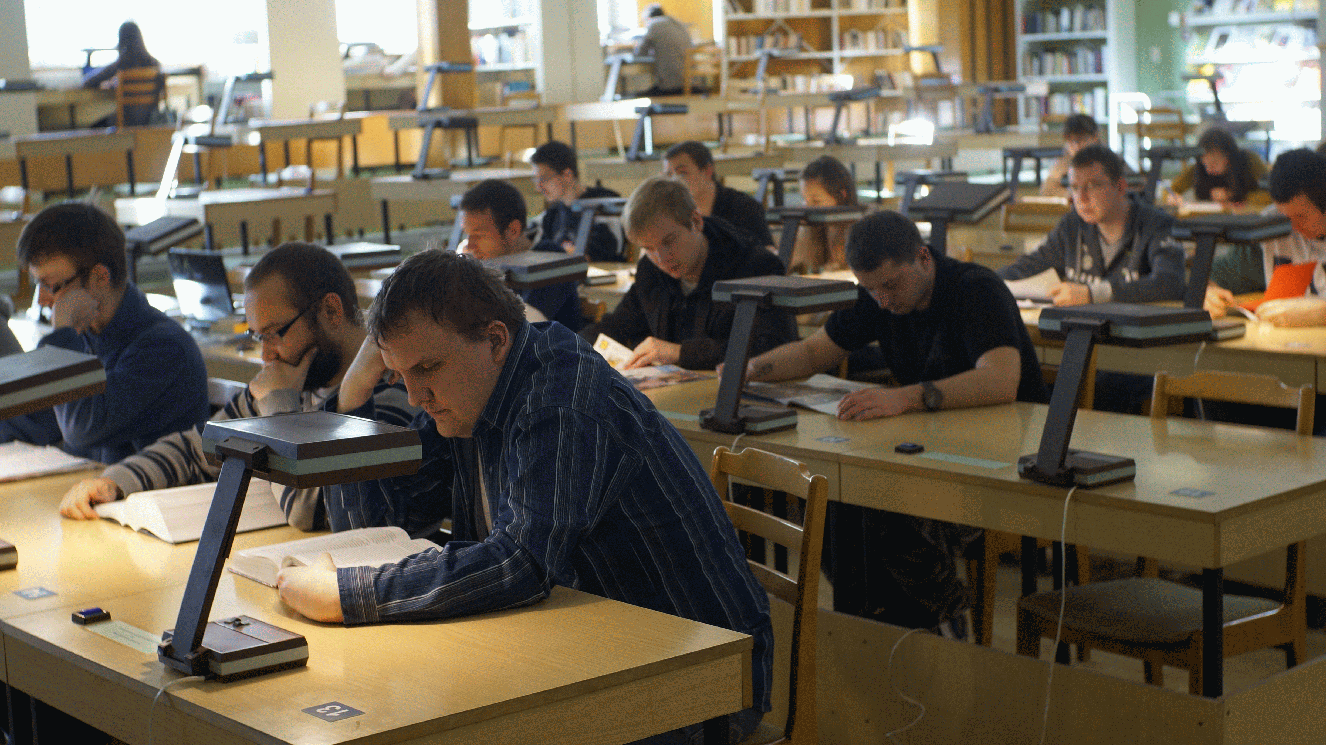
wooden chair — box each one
[1015,370,1314,695]
[709,446,827,745]
[683,43,723,95]
[497,84,543,165]
[1137,106,1189,149]
[115,66,163,128]
[1001,198,1070,234]
[579,296,607,324]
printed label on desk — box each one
[1170,488,1216,499]
[656,410,699,423]
[816,436,850,444]
[918,452,1010,470]
[13,586,55,600]
[87,620,161,655]
[303,702,365,722]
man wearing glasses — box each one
[57,241,417,531]
[1,202,209,463]
[998,144,1185,306]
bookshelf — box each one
[719,0,910,94]
[466,0,600,104]
[1180,0,1320,141]
[1016,0,1135,126]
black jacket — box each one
[580,217,797,369]
[531,185,624,262]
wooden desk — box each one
[242,117,365,180]
[14,128,138,200]
[344,73,415,111]
[33,87,115,130]
[170,187,338,254]
[369,168,534,244]
[582,150,785,186]
[781,140,959,201]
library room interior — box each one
[3,0,1326,742]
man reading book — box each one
[663,140,776,251]
[277,249,773,744]
[58,242,417,531]
[459,179,584,331]
[740,209,1045,637]
[578,176,796,370]
[0,202,209,463]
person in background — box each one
[663,140,776,250]
[580,177,795,370]
[1040,113,1103,199]
[527,141,625,262]
[1167,126,1270,210]
[458,179,584,331]
[788,154,860,273]
[634,3,691,97]
[0,202,208,464]
[57,243,417,530]
[1206,148,1326,326]
[999,144,1185,306]
[0,297,22,358]
[83,21,160,127]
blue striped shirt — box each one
[328,321,773,713]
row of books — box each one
[752,0,812,12]
[726,32,808,57]
[1023,47,1105,76]
[1021,4,1106,34]
[840,28,904,52]
[1021,86,1109,120]
[1195,0,1317,14]
[836,0,904,9]
[470,29,530,67]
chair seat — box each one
[1018,577,1281,645]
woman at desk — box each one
[1166,126,1269,211]
[788,155,859,273]
[82,21,159,127]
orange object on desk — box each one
[1242,262,1318,311]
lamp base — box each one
[700,404,798,434]
[160,615,308,682]
[411,168,452,180]
[1017,450,1136,488]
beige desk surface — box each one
[161,187,338,226]
[934,128,1060,150]
[644,378,1326,569]
[386,106,557,132]
[243,117,364,141]
[32,87,114,107]
[369,168,531,202]
[344,73,416,92]
[201,338,263,382]
[582,151,785,182]
[3,577,750,745]
[13,128,135,157]
[560,97,758,123]
[782,140,958,164]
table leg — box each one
[1021,536,1037,597]
[351,136,360,177]
[324,213,334,244]
[239,220,249,255]
[259,142,269,185]
[63,155,76,199]
[205,223,216,252]
[1203,567,1224,697]
[393,131,402,173]
[702,714,728,745]
[381,199,391,244]
[126,150,136,196]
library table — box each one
[368,167,534,244]
[781,139,958,200]
[242,117,365,181]
[644,378,1326,697]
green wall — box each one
[1133,0,1185,102]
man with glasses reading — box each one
[999,144,1185,306]
[57,242,417,531]
[1,202,209,463]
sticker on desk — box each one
[1285,342,1310,350]
[656,410,699,423]
[1170,488,1216,499]
[918,452,1010,470]
[13,586,55,600]
[816,436,850,444]
[303,702,365,722]
[87,620,161,655]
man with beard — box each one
[57,242,417,531]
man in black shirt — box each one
[743,210,1046,634]
[528,141,625,262]
[663,140,776,251]
[580,176,796,370]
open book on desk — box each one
[95,480,284,545]
[1004,268,1058,308]
[228,526,441,588]
[0,441,96,482]
[743,374,875,416]
[593,334,714,390]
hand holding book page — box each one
[593,334,713,390]
[743,373,876,416]
[1004,268,1060,308]
[229,526,442,587]
[95,479,285,544]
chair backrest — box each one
[1001,198,1070,233]
[500,85,541,107]
[1151,370,1315,436]
[684,43,723,95]
[579,297,607,324]
[115,66,163,128]
[1137,106,1189,145]
[309,100,347,120]
[207,377,248,413]
[709,445,828,745]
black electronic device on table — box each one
[169,248,237,330]
[907,181,1012,257]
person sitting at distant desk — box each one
[1040,113,1104,199]
[634,3,691,97]
[788,154,859,273]
[459,179,585,332]
[82,21,160,127]
[663,140,776,251]
[528,140,625,262]
[579,176,796,370]
[999,144,1185,306]
[1166,126,1270,211]
[1206,148,1326,326]
[740,209,1045,637]
[57,242,417,530]
[0,202,209,464]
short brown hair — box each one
[368,249,525,343]
[624,177,697,238]
[18,202,127,287]
[244,242,361,326]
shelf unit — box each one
[719,1,910,95]
[1015,0,1135,126]
[1180,1,1320,141]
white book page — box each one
[95,480,282,544]
[228,526,412,587]
[1004,268,1060,306]
[0,441,93,482]
[282,538,441,572]
[593,334,634,369]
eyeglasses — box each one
[248,302,316,344]
[39,266,90,297]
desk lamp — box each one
[159,411,420,681]
[1172,212,1292,343]
[1183,73,1226,120]
[482,252,589,290]
[570,197,627,256]
[1140,145,1203,204]
[749,48,790,95]
[1018,304,1212,487]
[973,83,1026,134]
[824,86,882,145]
[628,103,688,161]
[766,205,868,270]
[124,216,203,285]
[412,62,483,177]
[1003,146,1067,200]
[752,167,801,207]
[701,276,858,434]
[906,181,1011,257]
[0,347,106,570]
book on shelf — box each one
[228,526,442,587]
[95,480,285,545]
[1022,3,1106,33]
[592,334,714,390]
[743,373,875,416]
[0,539,15,571]
[0,441,95,483]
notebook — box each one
[1241,262,1318,311]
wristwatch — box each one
[920,381,943,412]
